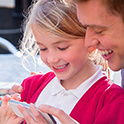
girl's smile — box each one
[52,63,69,72]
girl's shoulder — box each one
[21,71,55,88]
[23,71,55,82]
[20,71,56,102]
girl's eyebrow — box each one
[53,40,69,44]
[36,40,70,45]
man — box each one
[72,0,124,89]
[122,69,124,89]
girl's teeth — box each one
[54,64,68,69]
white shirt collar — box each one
[51,77,65,95]
[51,65,105,99]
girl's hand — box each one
[17,103,79,124]
[12,84,23,93]
[39,105,79,124]
[17,103,48,124]
[11,72,42,94]
[0,95,24,124]
[11,93,21,101]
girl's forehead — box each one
[32,29,70,45]
[32,25,56,37]
[32,24,84,45]
[32,26,66,40]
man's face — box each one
[76,0,124,71]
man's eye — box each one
[58,47,68,50]
[95,31,103,34]
[40,48,47,51]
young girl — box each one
[0,0,124,124]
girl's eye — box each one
[40,48,47,51]
[58,47,68,50]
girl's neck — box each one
[61,62,97,90]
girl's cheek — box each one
[40,54,47,64]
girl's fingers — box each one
[12,117,24,124]
[2,93,20,107]
[17,104,46,124]
[30,103,48,124]
[11,84,23,93]
[2,95,11,107]
[17,104,35,123]
[39,105,79,124]
[17,103,48,124]
[11,93,21,101]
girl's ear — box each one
[88,46,96,52]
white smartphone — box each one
[8,99,56,124]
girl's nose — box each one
[47,53,59,64]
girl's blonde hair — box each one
[20,0,108,71]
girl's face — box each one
[33,27,89,82]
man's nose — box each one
[85,27,99,48]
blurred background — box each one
[0,0,31,54]
[0,0,122,98]
[0,0,51,97]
